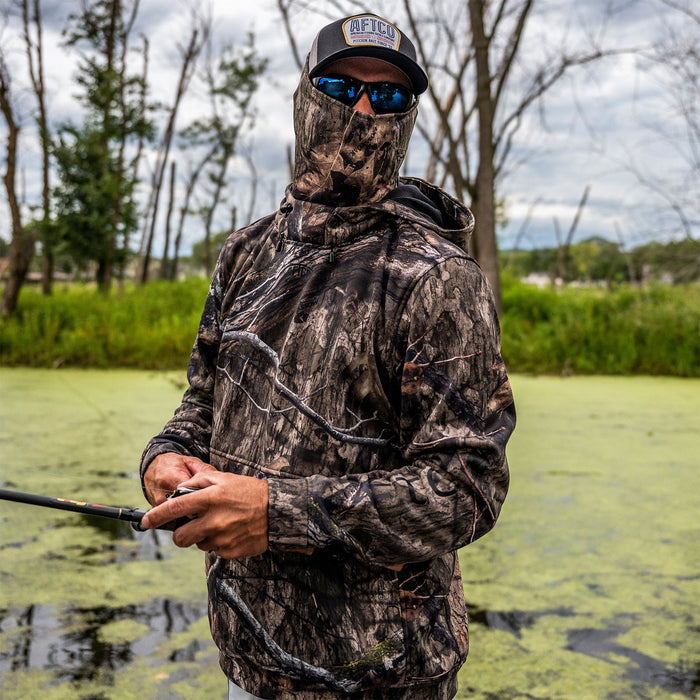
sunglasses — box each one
[312,75,415,115]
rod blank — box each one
[0,488,182,531]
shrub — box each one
[0,279,208,369]
[500,279,700,376]
[1,278,698,376]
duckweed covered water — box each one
[0,369,698,699]
[459,375,700,699]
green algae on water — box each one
[1,369,699,699]
[458,375,700,699]
[0,369,219,700]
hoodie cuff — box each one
[267,477,309,550]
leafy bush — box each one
[0,279,208,369]
[500,276,700,376]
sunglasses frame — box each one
[312,74,416,115]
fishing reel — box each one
[132,485,200,532]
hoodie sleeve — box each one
[267,256,515,567]
[139,264,224,482]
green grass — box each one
[0,279,208,369]
[2,278,699,375]
[501,278,700,377]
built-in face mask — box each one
[291,62,417,206]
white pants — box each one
[228,680,263,699]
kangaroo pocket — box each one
[209,550,407,692]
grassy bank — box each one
[501,277,700,376]
[0,279,208,369]
[1,278,698,375]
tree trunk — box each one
[1,228,35,318]
[171,146,213,280]
[159,160,176,279]
[551,186,589,286]
[141,24,205,283]
[97,0,120,294]
[1,52,34,317]
[23,0,52,294]
[116,0,141,286]
[468,0,502,312]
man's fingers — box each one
[143,453,217,506]
[141,489,203,529]
[172,518,211,548]
[177,470,223,491]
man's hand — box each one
[140,470,269,559]
[143,453,216,506]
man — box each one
[140,12,515,700]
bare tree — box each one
[614,221,638,286]
[170,143,216,280]
[0,46,34,317]
[406,0,624,310]
[180,32,267,274]
[277,0,303,71]
[113,0,143,285]
[633,0,699,241]
[242,147,259,226]
[158,159,176,279]
[130,35,149,183]
[467,0,501,302]
[550,185,589,286]
[506,196,541,268]
[21,0,50,293]
[279,1,626,311]
[139,11,210,283]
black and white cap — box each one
[308,14,429,95]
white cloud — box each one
[1,0,696,256]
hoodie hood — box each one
[276,176,474,251]
[291,61,417,206]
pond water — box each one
[0,369,698,699]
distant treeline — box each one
[505,236,700,285]
[5,233,697,288]
[1,277,698,377]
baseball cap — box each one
[308,14,429,95]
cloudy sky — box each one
[0,0,697,256]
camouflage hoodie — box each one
[141,66,515,700]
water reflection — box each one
[0,598,209,681]
[467,605,700,696]
[44,512,179,562]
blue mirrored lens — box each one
[314,76,414,113]
[315,77,358,105]
[369,84,412,114]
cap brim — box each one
[309,46,429,95]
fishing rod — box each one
[0,488,191,531]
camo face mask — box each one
[291,63,417,206]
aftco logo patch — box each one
[342,16,401,51]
